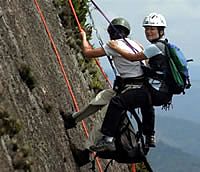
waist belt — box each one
[114,76,145,94]
[123,76,145,85]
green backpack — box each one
[160,39,192,94]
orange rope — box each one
[67,1,136,172]
[33,0,104,171]
[68,0,112,88]
[68,0,82,32]
[132,163,136,172]
[33,0,90,136]
[95,59,112,87]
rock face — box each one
[0,0,129,172]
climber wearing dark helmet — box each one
[61,17,156,150]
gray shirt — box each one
[103,38,144,78]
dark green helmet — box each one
[107,17,131,36]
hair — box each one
[157,26,165,37]
[107,25,129,40]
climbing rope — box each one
[88,1,138,172]
[68,0,82,32]
[67,0,139,171]
[33,0,89,137]
[90,0,139,54]
[33,0,104,172]
[68,0,112,87]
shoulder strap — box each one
[128,109,149,155]
[157,39,171,61]
[128,109,143,136]
[157,38,168,45]
[128,110,153,171]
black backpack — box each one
[94,110,153,172]
[142,39,192,95]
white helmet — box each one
[142,13,167,27]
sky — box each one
[87,0,200,80]
[86,0,200,124]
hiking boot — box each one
[145,135,156,148]
[89,136,116,152]
[60,111,77,129]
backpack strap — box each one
[128,110,153,171]
[157,38,168,45]
[156,38,170,54]
[128,109,143,134]
[128,109,149,155]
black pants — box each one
[101,88,155,137]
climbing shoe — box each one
[60,111,76,129]
[89,136,116,152]
[145,135,156,148]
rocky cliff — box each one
[0,0,131,172]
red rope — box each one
[95,59,112,87]
[68,0,82,32]
[68,0,112,88]
[132,163,136,172]
[33,0,89,136]
[33,0,104,171]
[67,1,136,172]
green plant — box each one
[54,0,92,38]
[44,103,53,114]
[0,107,9,119]
[52,0,66,7]
[0,108,22,137]
[19,65,36,91]
[89,73,104,91]
[9,140,33,171]
[12,145,33,171]
[0,117,22,137]
[136,162,150,172]
[53,1,106,92]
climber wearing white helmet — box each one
[142,13,167,42]
[108,12,173,106]
[143,13,167,27]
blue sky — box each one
[87,0,200,80]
